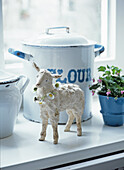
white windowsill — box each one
[1,97,124,170]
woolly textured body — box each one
[33,63,85,144]
[37,84,84,114]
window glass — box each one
[3,0,102,63]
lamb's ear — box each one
[32,62,40,72]
[52,74,62,78]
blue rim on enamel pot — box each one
[21,26,105,124]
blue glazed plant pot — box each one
[99,95,124,126]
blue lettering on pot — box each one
[86,68,91,82]
[47,68,92,83]
[47,69,56,74]
[57,69,67,83]
[48,69,67,83]
[57,69,63,75]
[77,69,85,82]
[68,69,77,83]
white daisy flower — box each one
[38,98,46,105]
[39,100,46,105]
[47,92,55,100]
[34,97,46,105]
[36,100,40,104]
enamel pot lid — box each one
[0,70,20,85]
[22,26,96,47]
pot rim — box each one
[98,94,124,99]
[22,41,96,48]
[0,70,20,85]
[100,110,124,116]
[0,77,20,85]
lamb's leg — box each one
[51,123,59,144]
[39,114,48,141]
[64,110,75,132]
[50,111,59,144]
[75,115,82,136]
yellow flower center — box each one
[49,94,53,97]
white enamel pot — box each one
[9,26,104,124]
[0,70,29,138]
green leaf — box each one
[91,65,124,98]
[98,66,106,72]
[112,68,116,75]
[105,70,111,75]
[107,65,110,69]
[114,97,118,100]
[89,83,100,90]
[105,76,110,80]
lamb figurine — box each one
[33,62,85,144]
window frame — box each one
[0,0,124,75]
[94,0,124,76]
[0,0,4,69]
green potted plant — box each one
[89,65,124,126]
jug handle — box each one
[18,76,30,94]
[94,44,105,57]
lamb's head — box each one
[33,62,62,89]
[35,69,53,88]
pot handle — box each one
[94,44,105,57]
[46,26,70,34]
[18,76,30,94]
[8,48,33,61]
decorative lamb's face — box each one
[36,70,53,88]
[33,62,62,89]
